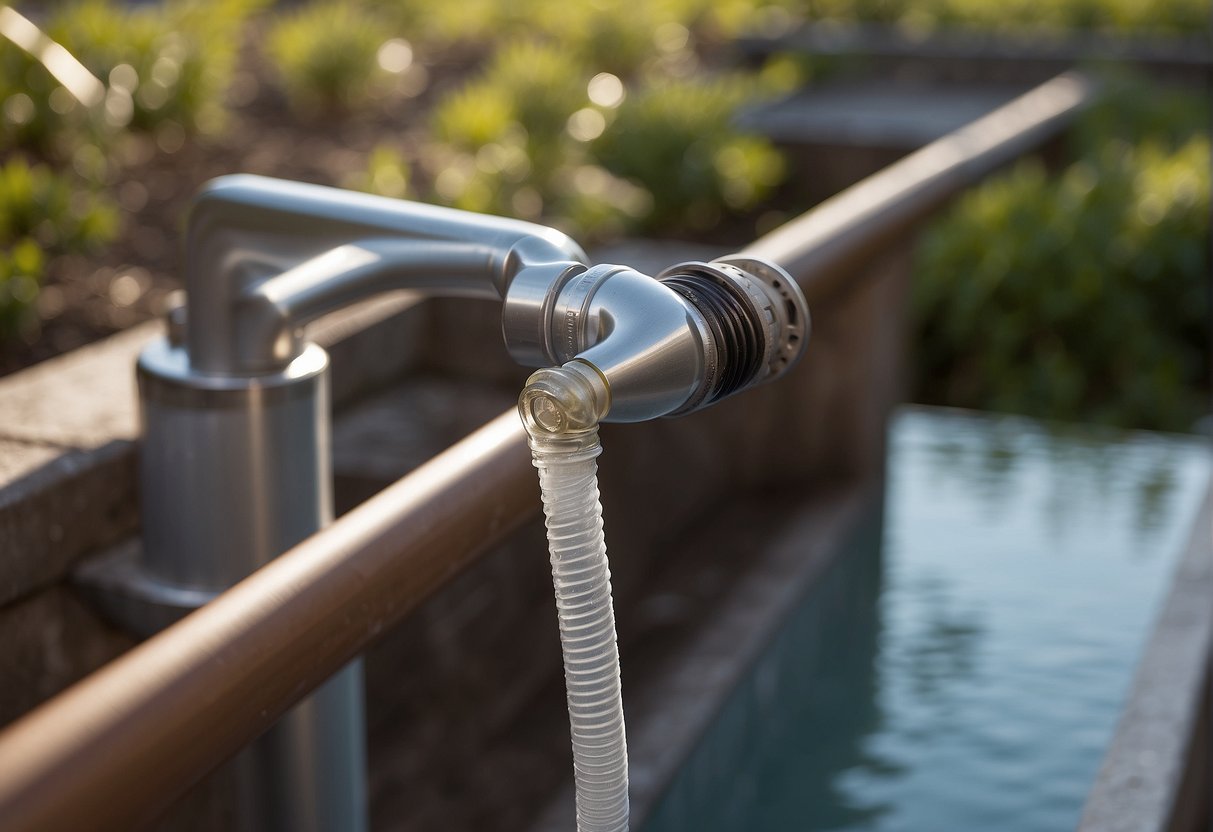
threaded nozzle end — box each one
[657,257,809,416]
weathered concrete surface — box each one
[1079,482,1213,832]
[0,323,151,607]
[0,294,436,737]
[0,435,140,609]
[0,583,134,726]
[332,375,519,512]
[0,320,147,448]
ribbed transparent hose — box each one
[519,362,628,832]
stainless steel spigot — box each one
[504,256,809,421]
[126,174,809,832]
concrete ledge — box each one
[1080,481,1213,832]
[0,324,149,607]
[0,584,134,723]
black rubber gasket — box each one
[661,270,765,402]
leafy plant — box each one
[790,0,1209,35]
[427,42,597,222]
[0,5,113,161]
[267,1,393,117]
[434,42,588,172]
[344,144,411,198]
[50,0,261,135]
[0,158,117,338]
[591,75,784,232]
[530,2,686,79]
[906,0,1210,35]
[913,134,1209,430]
[367,0,509,48]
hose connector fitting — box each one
[656,255,808,416]
[503,254,809,422]
[519,361,611,441]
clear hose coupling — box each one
[519,360,611,451]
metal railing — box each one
[0,71,1094,832]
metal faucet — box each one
[125,175,809,831]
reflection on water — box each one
[919,408,1195,543]
[643,408,1210,832]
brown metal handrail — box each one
[0,72,1094,831]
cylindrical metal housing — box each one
[137,334,366,832]
[138,336,332,586]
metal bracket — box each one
[73,541,217,639]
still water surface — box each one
[644,408,1210,831]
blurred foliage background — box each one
[0,0,1208,430]
[914,78,1210,431]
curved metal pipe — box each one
[184,174,588,375]
[233,240,503,372]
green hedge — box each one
[796,0,1209,35]
[913,84,1209,431]
[0,159,117,338]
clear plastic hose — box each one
[519,362,628,832]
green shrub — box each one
[2,0,258,174]
[1072,72,1210,156]
[0,238,44,338]
[530,2,683,79]
[913,135,1209,430]
[899,0,1210,35]
[427,42,596,222]
[792,0,1209,34]
[375,0,679,65]
[433,42,588,172]
[0,158,117,338]
[344,144,411,198]
[591,76,784,232]
[50,0,261,135]
[545,164,654,241]
[267,1,392,117]
[0,158,118,250]
[432,83,517,152]
[0,40,94,159]
[367,0,508,47]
